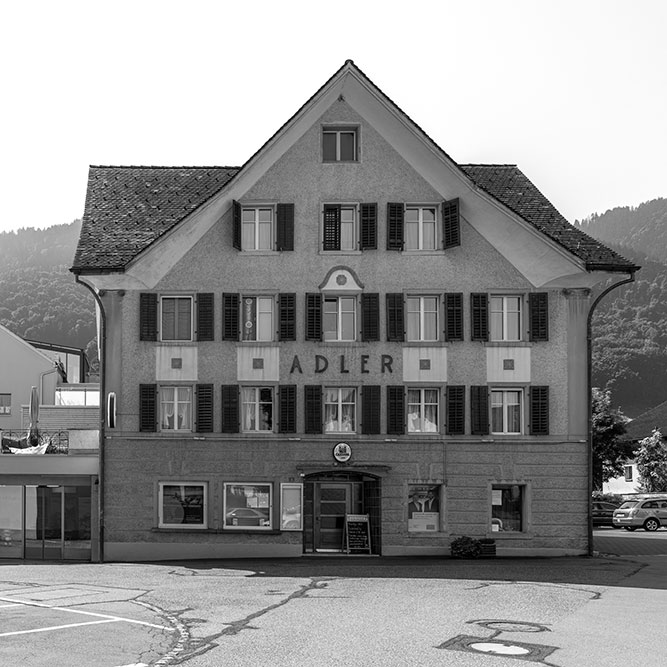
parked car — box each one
[592,501,619,527]
[612,498,667,531]
[225,507,270,527]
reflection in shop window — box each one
[281,483,303,531]
[491,484,524,532]
[159,482,207,528]
[224,483,272,530]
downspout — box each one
[586,271,636,556]
[75,275,107,563]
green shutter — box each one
[442,198,461,249]
[386,293,404,342]
[530,386,549,435]
[470,293,489,341]
[387,386,405,435]
[471,386,489,435]
[305,293,322,341]
[276,203,294,251]
[304,385,322,434]
[279,293,296,341]
[322,205,341,251]
[196,384,214,432]
[386,202,404,250]
[222,293,240,341]
[529,292,549,341]
[279,385,297,433]
[445,292,463,341]
[360,203,377,250]
[139,384,157,432]
[446,385,465,435]
[139,293,158,341]
[221,385,239,433]
[196,293,214,341]
[361,293,380,342]
[362,385,381,434]
[232,200,242,250]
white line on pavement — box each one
[0,618,118,637]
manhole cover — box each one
[469,619,551,633]
[437,635,557,662]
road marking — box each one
[0,603,21,609]
[0,618,118,637]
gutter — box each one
[74,274,107,563]
[586,270,637,556]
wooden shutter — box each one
[196,293,214,341]
[305,293,322,341]
[387,386,405,435]
[221,384,239,433]
[232,200,242,250]
[470,385,489,435]
[445,292,463,341]
[279,293,296,341]
[529,292,549,342]
[361,293,380,342]
[446,385,465,435]
[196,384,214,432]
[139,293,158,341]
[386,293,404,342]
[276,203,294,251]
[386,202,404,250]
[279,384,297,433]
[470,293,489,341]
[222,293,240,340]
[360,203,377,250]
[530,386,549,435]
[322,205,341,251]
[139,383,157,432]
[442,198,461,249]
[304,385,322,434]
[362,385,381,434]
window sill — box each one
[152,527,285,535]
[486,532,531,539]
[484,341,533,347]
[318,250,362,255]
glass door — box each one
[25,486,63,559]
[314,482,362,552]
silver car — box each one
[612,498,667,531]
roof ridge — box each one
[89,165,241,170]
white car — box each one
[612,498,667,531]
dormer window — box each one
[322,126,358,162]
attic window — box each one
[323,126,358,162]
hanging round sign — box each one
[333,442,352,463]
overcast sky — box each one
[1,0,665,234]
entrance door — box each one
[25,486,63,559]
[314,482,365,552]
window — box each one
[490,296,522,341]
[281,483,303,531]
[224,483,272,530]
[323,296,356,341]
[407,388,439,433]
[241,387,273,432]
[407,296,439,341]
[0,394,11,415]
[324,387,356,432]
[159,482,207,528]
[491,484,524,532]
[160,386,192,431]
[161,296,193,341]
[408,484,441,532]
[241,296,274,341]
[491,389,523,434]
[323,205,356,251]
[624,465,634,482]
[322,126,358,162]
[232,202,294,252]
[405,206,437,250]
[242,206,273,250]
[55,386,100,406]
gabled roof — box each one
[70,61,638,276]
[625,401,667,442]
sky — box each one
[1,0,665,234]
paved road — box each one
[594,526,667,556]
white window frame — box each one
[160,385,193,432]
[405,205,438,250]
[241,296,274,342]
[490,388,523,435]
[406,295,439,342]
[407,387,440,433]
[160,295,193,342]
[490,295,522,342]
[241,386,274,433]
[322,126,358,162]
[323,296,357,342]
[324,387,357,433]
[280,483,303,531]
[491,483,527,533]
[0,393,11,415]
[241,205,274,251]
[224,482,273,531]
[322,203,358,252]
[158,481,208,529]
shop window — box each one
[408,484,441,532]
[324,387,356,433]
[491,484,524,532]
[407,388,439,433]
[224,483,272,530]
[241,386,273,432]
[160,386,192,431]
[281,483,303,531]
[0,394,11,415]
[241,296,274,341]
[322,126,358,162]
[407,296,439,341]
[491,389,523,434]
[159,482,207,528]
[323,296,356,341]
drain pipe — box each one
[75,275,107,563]
[586,271,636,556]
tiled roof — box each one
[72,166,239,271]
[459,164,638,272]
[625,401,667,442]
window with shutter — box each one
[471,385,489,435]
[304,385,322,434]
[241,387,274,432]
[386,203,404,250]
[360,203,377,250]
[529,292,549,341]
[140,293,158,341]
[305,293,322,341]
[530,386,549,435]
[323,205,342,251]
[276,203,295,251]
[221,385,239,433]
[442,198,461,249]
[196,293,214,341]
[362,385,381,434]
[491,389,523,434]
[446,385,465,435]
[232,200,242,250]
[386,293,404,342]
[445,292,463,341]
[471,293,489,342]
[387,386,405,435]
[160,296,193,341]
[222,293,240,341]
[241,296,274,341]
[196,384,214,433]
[361,293,380,342]
[279,293,296,341]
[139,384,157,432]
[279,385,297,433]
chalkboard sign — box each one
[344,514,371,554]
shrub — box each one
[450,536,482,558]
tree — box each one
[592,387,632,490]
[635,429,667,493]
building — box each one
[71,61,637,561]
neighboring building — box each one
[0,324,100,561]
[71,61,637,561]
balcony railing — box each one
[1,431,69,455]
